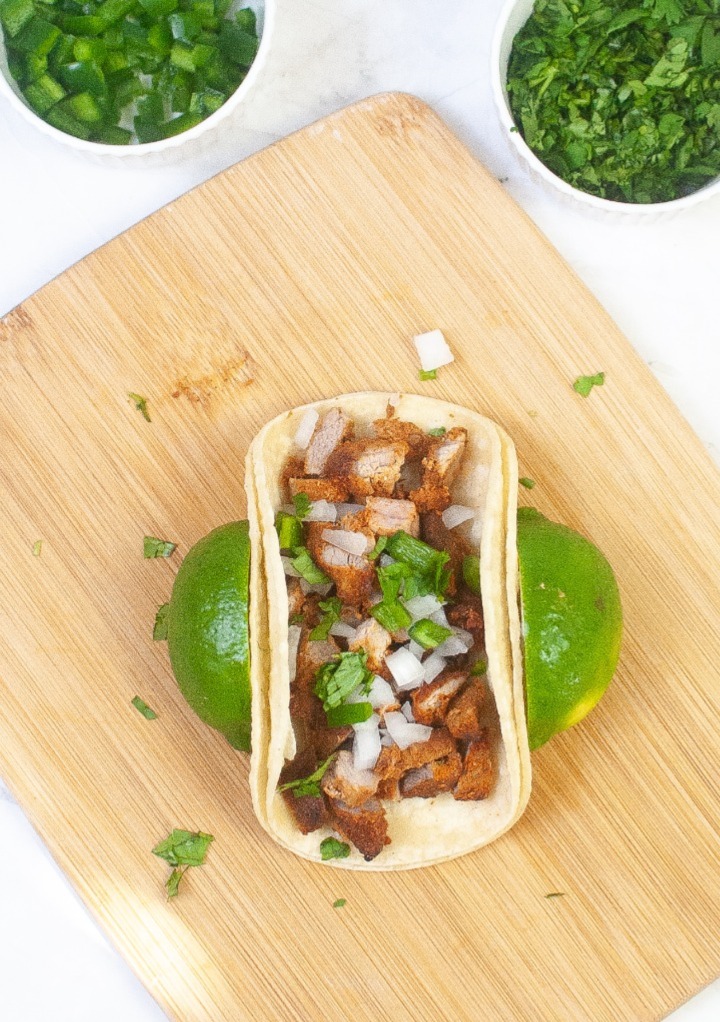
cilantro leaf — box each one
[367,535,388,561]
[128,392,151,422]
[131,696,157,719]
[310,597,343,641]
[152,829,214,868]
[153,603,169,641]
[32,539,42,556]
[291,547,331,586]
[573,372,605,397]
[166,867,188,899]
[427,426,446,437]
[144,536,177,558]
[333,897,347,907]
[320,837,351,861]
[278,755,335,798]
[519,477,536,489]
[419,369,437,381]
[314,652,373,710]
[292,492,312,521]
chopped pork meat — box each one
[422,511,471,583]
[372,418,430,459]
[446,593,485,647]
[291,631,339,729]
[410,427,468,512]
[306,522,375,605]
[348,618,392,673]
[446,676,487,740]
[289,477,350,503]
[454,729,495,801]
[279,749,329,834]
[304,408,354,476]
[411,670,467,726]
[325,438,408,499]
[321,750,380,807]
[327,798,390,861]
[375,726,457,781]
[365,496,420,537]
[400,752,463,798]
[286,578,305,620]
[311,725,354,761]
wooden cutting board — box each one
[1,92,719,1022]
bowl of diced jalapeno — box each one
[0,0,271,153]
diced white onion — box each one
[288,625,302,682]
[385,646,425,691]
[336,502,364,518]
[367,674,396,709]
[380,732,393,747]
[322,528,369,556]
[387,392,401,407]
[405,594,443,621]
[401,701,415,723]
[414,328,455,372]
[305,500,338,523]
[441,504,475,529]
[384,711,432,749]
[352,713,381,771]
[379,553,396,567]
[294,408,319,449]
[329,620,357,640]
[452,626,475,647]
[429,606,449,627]
[407,639,425,659]
[282,556,302,578]
[436,632,472,658]
[422,651,447,683]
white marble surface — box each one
[1,1,718,1018]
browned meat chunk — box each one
[326,439,408,500]
[306,522,375,606]
[291,631,339,728]
[410,428,468,512]
[421,511,471,582]
[282,455,305,493]
[311,725,353,761]
[411,670,467,726]
[373,418,430,459]
[304,408,354,476]
[321,750,379,807]
[376,775,401,801]
[278,749,329,834]
[454,729,495,801]
[287,578,305,620]
[328,798,389,861]
[375,727,457,781]
[348,617,392,673]
[400,752,463,798]
[365,496,420,537]
[446,676,487,740]
[289,477,350,503]
[446,593,485,647]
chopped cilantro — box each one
[320,837,351,861]
[152,829,214,899]
[144,536,177,559]
[507,0,720,203]
[153,603,169,641]
[128,392,151,422]
[573,372,605,397]
[419,369,437,381]
[332,897,347,908]
[314,652,373,710]
[367,535,388,561]
[408,618,452,650]
[292,492,312,521]
[131,696,157,719]
[427,426,446,437]
[310,597,343,641]
[384,531,451,597]
[545,892,566,899]
[166,868,187,899]
[279,755,335,798]
[32,540,42,556]
[291,547,331,586]
[519,477,536,489]
[325,701,373,727]
[470,656,488,677]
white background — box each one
[1,0,719,1018]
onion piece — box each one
[281,556,302,578]
[329,620,357,640]
[429,606,449,628]
[378,553,396,567]
[387,392,401,408]
[422,651,447,683]
[401,701,415,723]
[385,646,425,691]
[441,504,475,529]
[322,528,369,556]
[407,639,425,660]
[413,328,455,372]
[336,502,364,518]
[405,594,443,621]
[367,674,396,709]
[288,625,302,682]
[305,500,338,523]
[294,408,319,449]
[352,713,381,771]
[384,711,432,749]
[435,632,472,658]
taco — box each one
[245,393,531,869]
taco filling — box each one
[274,406,500,861]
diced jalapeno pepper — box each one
[0,0,35,37]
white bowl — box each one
[0,0,274,161]
[491,0,720,217]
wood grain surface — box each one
[1,92,719,1022]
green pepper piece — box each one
[47,31,75,72]
[189,85,223,114]
[103,50,128,71]
[192,0,213,26]
[156,107,201,136]
[73,36,107,61]
[166,66,191,111]
[213,0,231,16]
[102,23,123,48]
[137,0,177,16]
[168,9,200,41]
[134,115,165,142]
[0,0,34,37]
[169,39,195,71]
[234,7,255,34]
[60,90,104,122]
[58,60,106,96]
[59,13,104,34]
[218,21,257,66]
[23,72,66,112]
[147,19,172,53]
[23,51,49,82]
[136,89,164,121]
[107,67,145,108]
[191,41,213,67]
[91,123,132,143]
[96,0,134,26]
[202,48,235,91]
[45,102,91,137]
[12,17,61,55]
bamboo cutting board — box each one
[1,92,719,1022]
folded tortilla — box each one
[245,393,531,870]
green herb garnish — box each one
[291,547,331,586]
[152,828,214,899]
[545,892,566,899]
[367,535,388,561]
[310,597,343,641]
[470,656,488,677]
[370,598,413,632]
[292,492,312,520]
[320,837,351,861]
[143,536,177,558]
[427,426,447,437]
[506,0,720,203]
[325,701,373,728]
[384,531,451,597]
[462,554,481,596]
[276,511,304,551]
[332,897,347,907]
[573,372,605,397]
[131,695,158,719]
[519,477,536,489]
[314,651,373,711]
[153,602,169,641]
[419,369,437,381]
[408,618,453,650]
[128,393,151,421]
[32,539,42,556]
[279,755,335,798]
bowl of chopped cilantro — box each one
[492,0,720,212]
[0,0,273,156]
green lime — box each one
[517,508,622,751]
[167,521,251,752]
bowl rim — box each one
[490,0,720,214]
[0,0,275,156]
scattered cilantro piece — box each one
[320,837,351,861]
[128,392,151,422]
[152,829,214,899]
[408,618,452,650]
[144,536,177,559]
[367,535,388,561]
[291,547,331,586]
[32,540,42,556]
[153,603,169,641]
[419,369,437,381]
[131,696,158,719]
[310,597,343,641]
[470,656,488,677]
[519,477,536,489]
[279,755,335,798]
[292,492,312,521]
[573,372,605,397]
[427,426,446,437]
[506,0,720,203]
[384,531,451,597]
[333,897,347,908]
[314,652,373,710]
[545,892,566,899]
